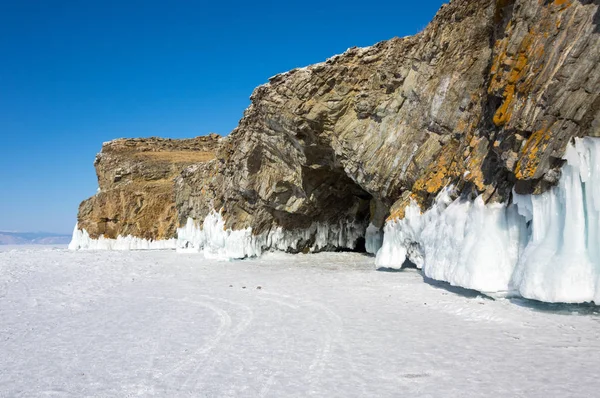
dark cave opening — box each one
[336,236,367,253]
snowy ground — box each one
[1,247,600,397]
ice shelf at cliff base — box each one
[376,138,600,304]
[176,211,366,260]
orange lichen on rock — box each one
[552,0,572,10]
[488,1,565,128]
[463,136,489,191]
[493,84,516,126]
[490,30,539,126]
[514,125,552,180]
[387,192,422,222]
[413,140,462,197]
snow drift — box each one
[376,137,600,304]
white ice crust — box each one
[376,137,600,304]
[68,226,176,251]
[365,223,383,255]
[69,212,364,260]
[177,211,366,261]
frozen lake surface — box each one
[1,247,599,397]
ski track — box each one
[1,247,600,397]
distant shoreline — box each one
[0,231,71,245]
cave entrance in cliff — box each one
[299,161,374,254]
[337,237,367,253]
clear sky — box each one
[0,0,446,234]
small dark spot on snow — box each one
[257,286,262,290]
[401,373,430,379]
[242,286,246,289]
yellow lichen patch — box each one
[489,24,554,127]
[553,0,572,10]
[493,84,515,126]
[412,140,462,196]
[455,119,468,134]
[387,192,422,222]
[514,125,552,180]
[463,136,489,191]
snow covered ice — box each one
[2,246,600,397]
[376,137,600,304]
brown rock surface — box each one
[76,135,221,240]
[178,0,599,238]
[75,0,599,251]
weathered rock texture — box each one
[76,0,599,250]
[76,135,221,240]
[177,0,599,233]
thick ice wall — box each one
[375,200,430,269]
[376,189,527,293]
[511,138,600,303]
[376,138,600,304]
[419,197,527,293]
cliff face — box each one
[177,0,599,234]
[74,0,599,251]
[76,135,221,240]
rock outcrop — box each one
[75,135,221,241]
[177,0,599,241]
[73,0,599,258]
[70,0,600,302]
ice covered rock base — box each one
[376,138,600,304]
[69,212,365,259]
[176,211,366,260]
[69,138,600,304]
[69,226,177,251]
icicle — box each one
[175,210,367,261]
[365,223,384,255]
[511,138,600,303]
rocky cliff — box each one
[74,135,221,241]
[72,0,600,301]
[176,0,599,240]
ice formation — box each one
[375,137,600,304]
[510,137,600,303]
[68,225,177,251]
[365,223,383,255]
[375,189,527,294]
[177,211,366,260]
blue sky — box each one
[0,0,446,234]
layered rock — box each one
[74,135,221,243]
[176,0,599,250]
[72,0,600,301]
